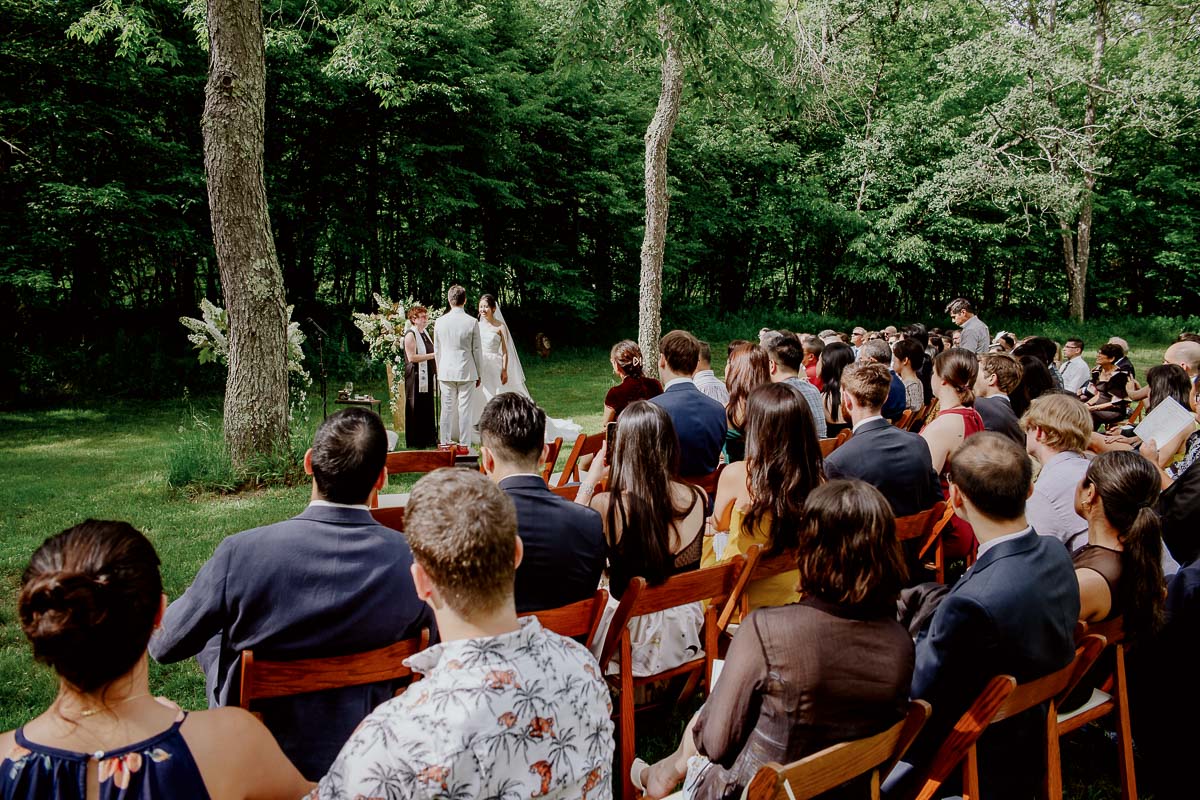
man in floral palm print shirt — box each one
[312,469,614,800]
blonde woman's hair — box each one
[1020,393,1092,453]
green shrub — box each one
[166,414,238,494]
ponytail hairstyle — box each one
[610,340,645,379]
[933,347,979,407]
[742,383,824,555]
[1083,451,1165,643]
[19,520,163,693]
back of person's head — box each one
[820,341,857,412]
[859,339,892,367]
[310,407,388,504]
[933,347,978,406]
[1147,364,1192,412]
[892,336,924,371]
[479,394,546,468]
[1177,332,1200,345]
[796,480,907,612]
[659,330,701,375]
[405,469,518,616]
[20,520,162,693]
[728,339,751,357]
[606,401,682,594]
[1021,393,1092,453]
[979,353,1023,395]
[801,335,825,359]
[1108,336,1130,355]
[949,432,1032,521]
[1098,343,1125,361]
[726,343,771,430]
[447,285,467,307]
[611,340,645,378]
[743,383,824,555]
[697,341,713,368]
[1012,336,1056,366]
[841,361,891,411]
[901,323,929,349]
[1165,340,1200,375]
[1012,355,1055,418]
[945,297,974,316]
[763,332,805,374]
[1082,451,1164,641]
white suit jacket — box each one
[434,306,483,382]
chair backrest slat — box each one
[912,675,1016,800]
[370,505,406,531]
[895,503,947,543]
[385,449,456,476]
[540,437,564,484]
[518,590,609,648]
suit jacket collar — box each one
[294,504,379,526]
[499,475,549,492]
[853,417,890,436]
[963,528,1040,577]
[664,380,698,393]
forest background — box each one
[3,0,1200,406]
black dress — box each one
[404,330,438,449]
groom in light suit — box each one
[434,285,484,449]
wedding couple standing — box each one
[434,285,535,450]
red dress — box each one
[938,406,985,559]
[604,376,663,418]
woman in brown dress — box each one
[402,305,437,448]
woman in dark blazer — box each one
[632,479,915,800]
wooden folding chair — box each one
[556,432,604,486]
[895,502,947,582]
[905,404,932,431]
[819,428,853,457]
[598,558,750,800]
[369,448,456,507]
[915,503,960,585]
[745,700,932,800]
[1050,618,1136,800]
[681,463,725,501]
[370,504,406,531]
[896,409,916,430]
[540,436,564,483]
[238,629,431,715]
[550,483,581,501]
[518,589,609,649]
[737,548,797,619]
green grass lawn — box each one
[0,333,1178,796]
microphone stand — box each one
[308,317,329,420]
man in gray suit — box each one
[434,284,484,449]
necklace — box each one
[78,693,151,718]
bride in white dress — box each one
[470,294,581,444]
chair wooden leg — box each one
[1044,703,1063,800]
[620,634,637,800]
[963,744,980,800]
[935,541,945,585]
[1114,648,1137,800]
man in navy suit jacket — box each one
[824,362,942,518]
[859,339,907,422]
[150,408,435,780]
[649,329,727,476]
[975,353,1025,446]
[887,433,1079,799]
[479,393,606,613]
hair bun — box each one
[20,572,107,644]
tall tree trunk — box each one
[638,16,683,379]
[204,0,289,467]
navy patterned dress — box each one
[1,712,209,799]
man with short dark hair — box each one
[945,297,989,355]
[890,433,1079,799]
[858,339,907,422]
[151,408,435,779]
[313,469,614,800]
[762,331,826,438]
[1059,338,1090,394]
[974,353,1024,446]
[693,340,730,405]
[824,362,941,517]
[479,393,605,613]
[650,330,726,476]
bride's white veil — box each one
[492,305,528,391]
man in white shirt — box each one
[1022,393,1091,550]
[692,340,730,405]
[1059,338,1091,395]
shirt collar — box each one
[406,616,541,674]
[664,376,695,390]
[852,414,884,432]
[499,472,543,482]
[309,499,370,511]
[694,369,715,381]
[976,525,1033,560]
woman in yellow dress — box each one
[703,381,824,610]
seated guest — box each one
[723,343,771,463]
[921,348,984,475]
[635,480,914,800]
[1,520,312,799]
[859,339,907,422]
[603,339,662,424]
[578,401,707,675]
[1011,353,1058,418]
[1073,451,1165,637]
[1093,365,1196,474]
[824,362,942,519]
[892,336,926,412]
[479,393,605,613]
[313,469,614,800]
[763,331,827,438]
[1014,336,1064,391]
[1022,393,1093,550]
[1059,338,1091,395]
[1109,336,1137,378]
[974,353,1024,446]
[650,330,726,477]
[693,341,729,405]
[703,382,824,610]
[819,341,857,436]
[1084,343,1132,427]
[802,334,825,389]
[150,408,435,779]
[892,433,1079,799]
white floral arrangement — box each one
[351,294,442,367]
[180,299,311,385]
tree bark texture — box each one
[204,0,290,466]
[638,19,683,380]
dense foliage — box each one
[2,0,1198,401]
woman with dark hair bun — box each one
[703,382,824,610]
[632,480,913,800]
[602,340,663,424]
[0,521,311,799]
[818,341,857,436]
